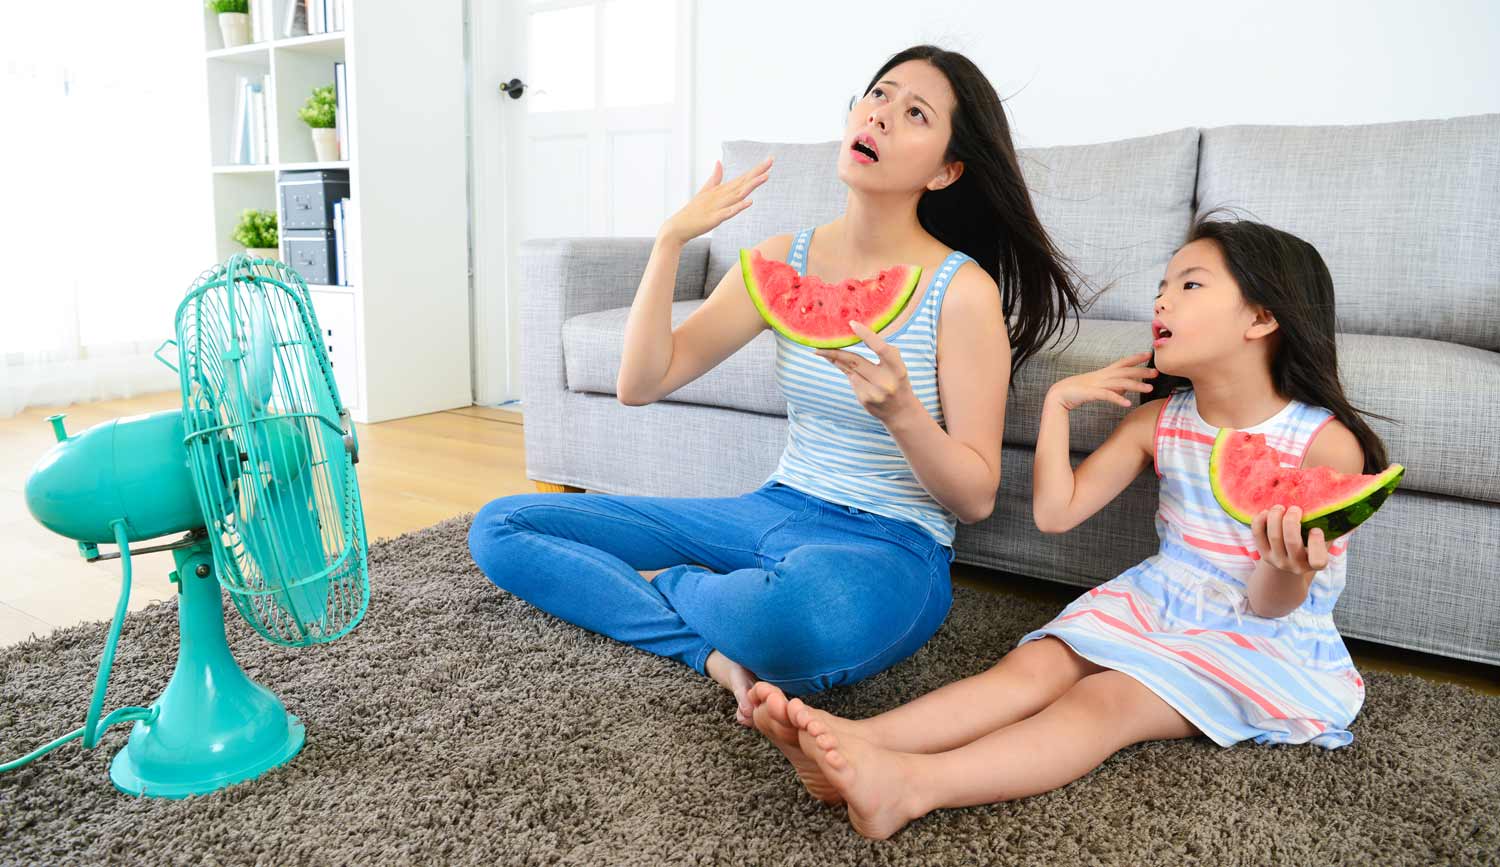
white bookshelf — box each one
[201,1,471,424]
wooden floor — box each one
[3,392,1495,696]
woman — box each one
[468,45,1083,725]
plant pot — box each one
[247,247,280,262]
[310,128,339,162]
[218,12,252,48]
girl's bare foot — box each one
[785,697,866,746]
[747,682,842,804]
[705,650,757,726]
[796,711,923,840]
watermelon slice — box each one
[1209,428,1403,542]
[740,249,921,349]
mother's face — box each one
[838,59,962,195]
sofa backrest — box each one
[1196,114,1500,352]
[712,132,1200,325]
[1018,128,1199,321]
[711,113,1499,350]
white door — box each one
[468,0,695,406]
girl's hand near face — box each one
[1045,352,1158,411]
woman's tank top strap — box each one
[787,228,814,275]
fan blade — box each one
[236,471,331,634]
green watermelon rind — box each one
[1208,427,1404,543]
[740,248,922,349]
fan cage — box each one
[173,255,369,646]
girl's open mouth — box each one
[1152,320,1174,348]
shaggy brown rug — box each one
[1,515,1496,866]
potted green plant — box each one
[233,208,279,261]
[299,85,339,162]
[208,0,252,48]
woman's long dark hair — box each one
[862,46,1085,381]
[1145,212,1390,472]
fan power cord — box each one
[1,520,157,774]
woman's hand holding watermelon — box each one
[1251,505,1329,576]
[658,156,773,246]
[1045,352,1158,411]
[816,321,922,423]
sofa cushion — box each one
[711,131,1200,321]
[566,303,1499,504]
[1196,114,1500,352]
[564,300,787,417]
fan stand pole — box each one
[109,538,306,798]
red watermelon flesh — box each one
[1209,429,1403,542]
[740,249,921,349]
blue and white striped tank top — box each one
[763,226,973,548]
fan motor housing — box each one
[25,410,203,544]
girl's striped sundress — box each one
[1020,390,1367,748]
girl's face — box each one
[838,60,962,194]
[1152,239,1278,376]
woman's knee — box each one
[467,495,532,578]
[752,573,947,688]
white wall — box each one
[692,0,1500,179]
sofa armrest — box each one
[520,236,711,396]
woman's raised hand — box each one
[658,156,773,246]
[1046,351,1158,411]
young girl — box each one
[747,216,1390,839]
[468,45,1083,725]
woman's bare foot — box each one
[705,650,757,726]
[796,711,924,840]
[747,683,842,804]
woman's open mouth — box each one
[850,135,879,164]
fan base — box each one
[107,540,309,799]
[109,719,305,799]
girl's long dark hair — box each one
[863,46,1085,381]
[1145,212,1390,472]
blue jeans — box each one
[467,480,954,695]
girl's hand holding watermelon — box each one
[1251,505,1329,576]
[1045,351,1158,411]
[815,321,922,423]
[658,156,773,246]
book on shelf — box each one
[249,81,263,164]
[282,0,307,38]
[228,74,271,165]
[277,0,341,39]
[333,198,348,286]
[334,61,348,160]
[250,0,273,43]
[342,199,360,288]
[231,78,246,163]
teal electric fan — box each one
[5,254,369,798]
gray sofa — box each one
[517,114,1500,668]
